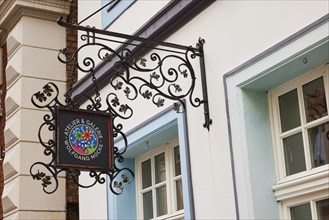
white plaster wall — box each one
[159,1,328,218]
[77,0,102,80]
[77,0,329,219]
[105,0,170,34]
[76,2,108,216]
[78,0,102,28]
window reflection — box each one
[176,179,184,211]
[174,146,181,176]
[155,153,166,184]
[308,122,329,167]
[283,132,306,175]
[156,186,168,217]
[316,198,329,220]
[143,191,153,220]
[142,159,152,189]
[303,77,328,122]
[279,89,301,132]
[290,203,312,220]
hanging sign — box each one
[55,107,114,171]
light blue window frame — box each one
[101,0,136,29]
[107,107,194,219]
[224,15,329,220]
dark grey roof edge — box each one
[70,0,215,103]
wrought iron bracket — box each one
[57,16,212,130]
[30,16,212,194]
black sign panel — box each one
[55,107,114,171]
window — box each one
[269,64,329,219]
[269,65,329,180]
[281,191,329,220]
[107,109,193,220]
[136,139,184,220]
[290,198,329,220]
[101,0,135,29]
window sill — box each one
[272,167,329,201]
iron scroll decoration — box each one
[30,17,212,194]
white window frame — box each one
[136,138,184,220]
[280,189,329,219]
[269,64,329,218]
[269,64,329,183]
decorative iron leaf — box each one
[41,176,52,187]
[124,87,131,97]
[150,72,160,81]
[122,173,131,183]
[174,84,182,93]
[113,81,123,90]
[155,98,165,107]
[111,97,120,107]
[181,69,188,78]
[33,170,46,180]
[119,104,129,114]
[142,90,152,99]
[114,181,124,190]
[103,53,112,61]
[173,102,181,113]
[43,84,54,96]
[35,91,47,102]
[139,57,147,67]
[33,170,52,187]
[115,65,125,75]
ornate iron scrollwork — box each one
[57,16,212,129]
[30,17,212,194]
[30,82,134,195]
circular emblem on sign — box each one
[69,124,99,156]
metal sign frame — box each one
[55,107,114,171]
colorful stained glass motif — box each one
[69,124,99,156]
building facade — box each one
[0,0,327,219]
[75,1,329,220]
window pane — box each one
[316,198,329,220]
[156,186,167,217]
[174,146,181,176]
[143,191,153,220]
[142,159,152,189]
[176,179,184,211]
[290,203,312,220]
[155,153,166,183]
[283,132,306,175]
[308,122,329,167]
[279,89,301,132]
[303,77,328,122]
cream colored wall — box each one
[1,0,69,219]
[78,0,329,219]
[77,0,102,81]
